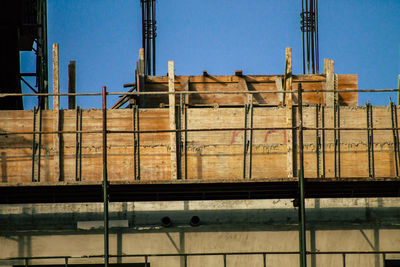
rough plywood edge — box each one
[52,44,60,181]
[324,59,335,107]
[168,61,177,179]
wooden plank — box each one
[324,59,335,107]
[146,75,327,84]
[142,74,357,107]
[52,44,59,111]
[275,77,284,105]
[284,47,293,106]
[138,48,146,107]
[3,106,400,182]
[284,48,295,178]
[68,61,76,109]
[52,44,61,181]
[398,74,400,105]
[168,61,177,179]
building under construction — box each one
[1,1,400,267]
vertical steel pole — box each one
[243,104,248,179]
[102,86,109,267]
[152,0,156,75]
[298,84,307,267]
[316,105,320,178]
[390,102,399,176]
[321,105,326,178]
[249,103,254,179]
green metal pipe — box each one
[102,87,109,267]
[298,84,307,267]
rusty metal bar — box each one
[316,105,320,178]
[371,105,375,177]
[342,253,346,267]
[243,104,248,179]
[31,106,42,182]
[137,105,141,180]
[184,105,188,180]
[102,86,109,267]
[75,106,82,181]
[396,104,400,177]
[133,106,137,180]
[390,102,399,176]
[366,103,375,178]
[177,102,182,180]
[321,105,326,178]
[383,253,386,267]
[31,106,37,182]
[249,104,254,179]
[2,88,400,98]
[37,107,43,182]
[334,101,338,178]
[334,100,341,178]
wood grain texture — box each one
[168,61,177,179]
[142,73,357,107]
[52,44,61,181]
[1,106,398,182]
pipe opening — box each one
[190,216,200,227]
[161,216,172,227]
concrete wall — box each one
[1,198,400,267]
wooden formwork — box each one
[1,105,399,183]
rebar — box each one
[300,0,319,74]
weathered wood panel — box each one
[0,105,398,183]
[142,74,357,107]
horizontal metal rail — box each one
[2,250,400,261]
[3,126,400,136]
[0,88,399,98]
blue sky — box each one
[20,0,400,109]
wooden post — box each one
[285,47,293,106]
[52,44,61,181]
[397,74,400,105]
[324,59,335,107]
[138,48,145,107]
[168,61,177,179]
[285,48,295,177]
[68,61,76,109]
[275,77,284,105]
[53,44,59,111]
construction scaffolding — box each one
[1,47,400,267]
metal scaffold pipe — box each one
[102,86,109,267]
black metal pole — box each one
[146,0,151,75]
[310,0,315,74]
[315,0,319,73]
[298,84,307,267]
[301,0,305,74]
[152,0,156,76]
[102,86,109,267]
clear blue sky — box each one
[20,0,400,109]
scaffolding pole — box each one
[102,86,109,267]
[298,83,307,267]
